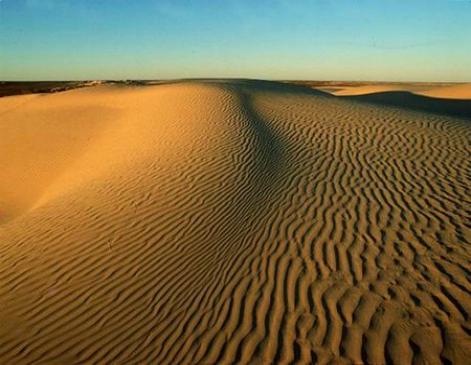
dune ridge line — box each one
[0,80,470,364]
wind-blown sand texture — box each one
[0,80,470,364]
[317,83,471,119]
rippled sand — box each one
[0,80,470,364]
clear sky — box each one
[1,0,470,81]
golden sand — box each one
[0,80,470,364]
[327,82,471,99]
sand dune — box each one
[0,80,470,364]
[328,83,471,99]
[419,83,471,100]
[331,84,420,96]
[337,91,471,119]
[319,83,471,119]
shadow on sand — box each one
[343,91,471,119]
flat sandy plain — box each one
[0,80,470,364]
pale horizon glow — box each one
[0,0,470,82]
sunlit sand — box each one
[0,80,470,364]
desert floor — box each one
[0,80,470,364]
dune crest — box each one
[329,82,471,100]
[0,80,470,364]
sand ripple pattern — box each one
[0,80,470,364]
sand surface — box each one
[326,83,471,99]
[0,80,470,364]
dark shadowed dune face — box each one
[0,80,470,364]
[343,91,471,119]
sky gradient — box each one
[1,0,470,81]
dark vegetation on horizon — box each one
[1,80,469,119]
[0,81,91,97]
[1,80,464,97]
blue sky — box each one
[0,0,470,81]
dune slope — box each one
[328,83,471,100]
[0,80,470,364]
[419,83,471,100]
